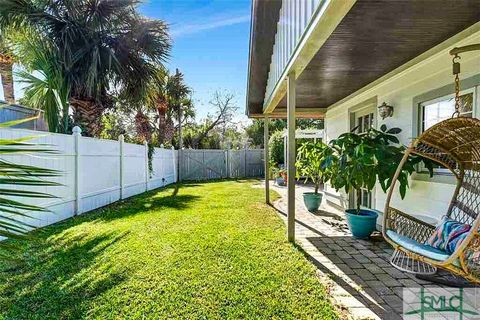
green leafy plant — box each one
[296,141,326,194]
[0,117,59,258]
[268,130,284,167]
[323,125,434,212]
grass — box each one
[0,180,338,319]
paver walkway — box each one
[268,182,461,320]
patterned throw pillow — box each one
[427,217,471,254]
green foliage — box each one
[245,119,324,148]
[296,141,327,194]
[0,0,171,135]
[323,125,434,210]
[0,116,59,259]
[11,28,70,133]
[268,130,284,166]
[147,143,155,177]
[0,180,338,319]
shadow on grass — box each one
[0,182,206,318]
[0,231,129,319]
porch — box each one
[268,182,470,320]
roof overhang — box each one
[246,0,480,117]
[245,0,282,118]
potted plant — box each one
[323,125,433,239]
[273,166,287,186]
[296,141,326,212]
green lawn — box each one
[0,180,338,319]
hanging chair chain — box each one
[452,54,461,118]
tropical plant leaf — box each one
[0,118,58,259]
[386,127,402,134]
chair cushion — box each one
[426,217,471,254]
[386,230,450,262]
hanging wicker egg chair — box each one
[383,45,480,284]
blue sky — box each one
[140,0,252,124]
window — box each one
[418,86,477,174]
[420,89,475,133]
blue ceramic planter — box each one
[303,192,322,212]
[345,209,378,239]
[275,177,285,186]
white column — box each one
[72,126,82,215]
[264,116,270,204]
[287,72,296,242]
[119,134,124,200]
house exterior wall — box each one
[323,27,480,225]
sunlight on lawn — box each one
[0,180,337,319]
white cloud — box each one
[170,14,250,38]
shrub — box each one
[268,130,284,166]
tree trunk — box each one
[135,110,152,143]
[356,189,362,213]
[69,97,105,137]
[0,60,14,104]
[156,97,168,146]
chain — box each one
[452,54,461,118]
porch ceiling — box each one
[246,0,282,117]
[247,0,480,115]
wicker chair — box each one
[383,117,480,284]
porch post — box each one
[287,72,296,242]
[264,116,270,204]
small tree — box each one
[268,131,284,167]
[296,141,326,194]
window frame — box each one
[416,85,478,175]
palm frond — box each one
[0,118,59,257]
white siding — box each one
[324,29,480,224]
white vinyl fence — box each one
[180,149,264,181]
[0,127,177,234]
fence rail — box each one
[0,127,177,236]
[0,126,264,237]
[180,149,264,181]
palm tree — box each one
[166,69,192,149]
[0,0,170,137]
[12,28,69,133]
[0,32,14,104]
[144,68,193,147]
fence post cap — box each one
[118,134,124,142]
[171,146,174,150]
[72,126,82,135]
[160,144,164,148]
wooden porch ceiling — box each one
[246,0,480,116]
[276,0,480,109]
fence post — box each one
[171,146,176,183]
[72,126,82,215]
[119,134,124,200]
[144,141,149,191]
[225,149,229,178]
[244,148,247,177]
[203,150,207,180]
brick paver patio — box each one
[267,182,461,320]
